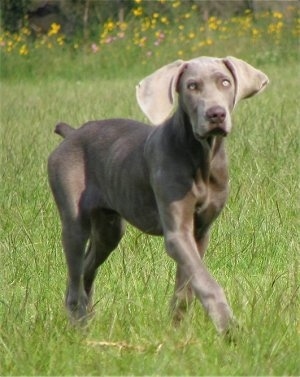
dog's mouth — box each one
[206,126,228,137]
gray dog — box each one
[48,56,269,334]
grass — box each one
[0,15,299,375]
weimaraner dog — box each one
[48,56,269,334]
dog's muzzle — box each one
[205,106,228,137]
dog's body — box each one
[48,57,269,333]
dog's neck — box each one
[170,109,226,166]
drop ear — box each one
[223,56,269,105]
[136,60,186,125]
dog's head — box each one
[136,56,269,139]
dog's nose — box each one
[206,106,226,124]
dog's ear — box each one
[223,56,269,106]
[136,60,186,125]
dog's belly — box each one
[82,183,163,235]
[109,188,164,235]
[125,208,163,236]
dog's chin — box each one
[206,127,228,138]
[194,125,228,141]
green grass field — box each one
[1,8,299,375]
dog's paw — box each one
[222,317,241,344]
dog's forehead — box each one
[184,57,228,77]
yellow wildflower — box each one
[151,18,157,29]
[268,21,283,35]
[273,11,283,19]
[48,23,61,36]
[118,22,127,32]
[251,28,260,38]
[19,44,29,55]
[136,36,147,47]
[132,7,143,17]
[106,21,115,31]
[21,27,31,36]
[208,16,221,30]
[141,18,151,31]
[14,34,22,42]
[57,36,64,45]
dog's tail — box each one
[55,122,75,138]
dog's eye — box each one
[187,82,198,91]
[222,79,231,88]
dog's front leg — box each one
[159,199,233,334]
[170,263,194,323]
[170,232,210,323]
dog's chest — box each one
[193,166,228,230]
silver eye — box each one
[188,82,197,90]
[222,79,231,87]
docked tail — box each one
[54,122,75,138]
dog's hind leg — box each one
[83,209,125,311]
[48,149,90,323]
[62,219,90,322]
